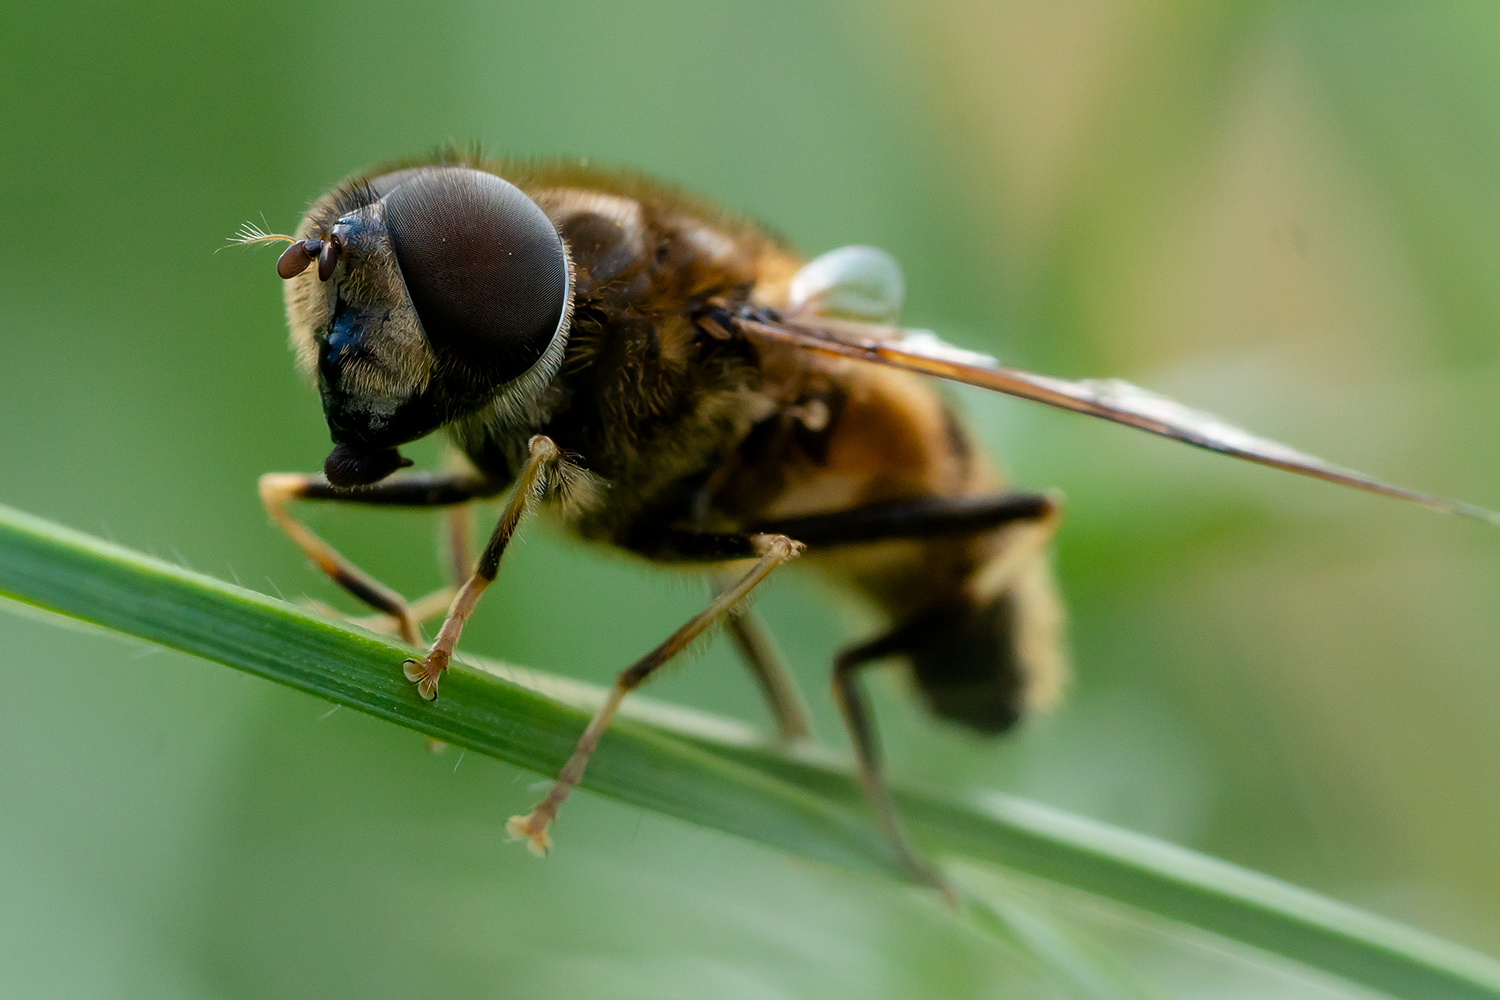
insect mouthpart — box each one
[323,441,412,488]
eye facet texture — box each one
[382,167,568,383]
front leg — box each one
[403,435,561,700]
[259,469,498,644]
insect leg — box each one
[389,502,478,625]
[832,632,952,898]
[775,492,1063,897]
[350,504,476,636]
[402,436,561,700]
[750,490,1059,546]
[505,532,803,856]
[259,471,496,643]
[722,598,812,740]
[415,502,481,755]
[443,502,477,587]
[625,525,815,740]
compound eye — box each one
[381,167,569,383]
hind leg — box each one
[832,630,953,897]
[765,491,1063,896]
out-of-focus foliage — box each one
[1,1,1497,996]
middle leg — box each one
[719,577,812,741]
[506,532,803,856]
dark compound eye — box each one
[381,167,570,385]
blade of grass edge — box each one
[0,502,1497,1000]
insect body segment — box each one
[250,156,1496,894]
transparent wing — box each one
[786,245,906,323]
[725,309,1500,526]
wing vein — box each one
[733,315,1500,527]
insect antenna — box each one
[219,220,298,252]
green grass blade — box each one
[1,501,1498,999]
[960,882,1173,1000]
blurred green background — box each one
[3,1,1500,996]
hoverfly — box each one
[238,151,1498,893]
